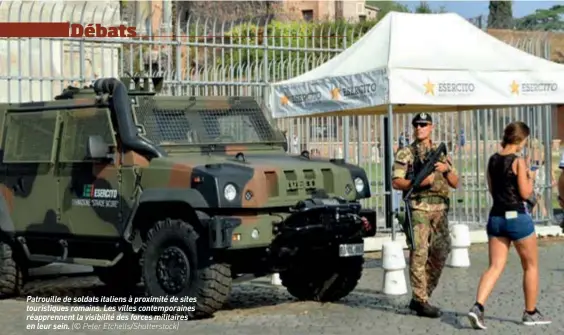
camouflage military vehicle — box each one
[0,77,376,318]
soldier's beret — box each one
[412,112,433,126]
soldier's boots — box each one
[409,299,442,318]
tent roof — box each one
[276,12,564,86]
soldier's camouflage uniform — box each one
[392,141,457,303]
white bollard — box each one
[382,241,407,295]
[446,224,471,268]
[271,273,282,286]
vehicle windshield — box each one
[133,98,285,145]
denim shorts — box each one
[486,213,535,242]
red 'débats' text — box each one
[70,23,137,38]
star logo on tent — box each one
[510,80,520,95]
[331,87,341,100]
[423,79,435,95]
[280,95,289,105]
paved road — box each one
[1,238,563,335]
[374,208,563,231]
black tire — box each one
[0,242,24,298]
[280,255,363,302]
[140,218,231,319]
[94,257,142,292]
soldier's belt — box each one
[411,196,448,205]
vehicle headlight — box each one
[224,184,237,201]
[354,177,365,193]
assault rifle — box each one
[401,142,448,250]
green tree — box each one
[487,1,514,29]
[414,1,433,14]
[435,5,447,13]
[515,4,564,31]
[369,1,447,17]
[367,1,410,20]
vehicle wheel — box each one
[140,218,232,319]
[280,254,363,302]
[0,242,24,298]
[94,257,141,292]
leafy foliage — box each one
[414,1,433,14]
[220,1,449,75]
[515,4,564,31]
[368,1,446,17]
[488,1,514,29]
[220,19,379,74]
[367,1,410,19]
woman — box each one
[467,121,551,329]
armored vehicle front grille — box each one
[283,169,331,196]
[284,170,298,196]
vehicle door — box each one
[56,108,123,238]
[0,110,63,242]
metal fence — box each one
[0,2,559,231]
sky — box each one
[397,1,561,19]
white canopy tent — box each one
[269,11,564,119]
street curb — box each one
[363,225,563,252]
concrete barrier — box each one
[363,225,563,252]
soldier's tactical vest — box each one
[405,141,450,204]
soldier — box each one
[391,112,459,318]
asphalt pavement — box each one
[1,237,563,335]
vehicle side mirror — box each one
[135,124,146,135]
[87,135,110,160]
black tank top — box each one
[488,153,526,216]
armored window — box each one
[2,111,60,163]
[132,96,284,145]
[153,109,195,143]
[59,109,116,162]
[201,112,262,143]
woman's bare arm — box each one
[487,170,492,197]
[514,157,533,200]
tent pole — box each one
[384,104,396,240]
[343,117,350,161]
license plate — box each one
[338,243,364,257]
